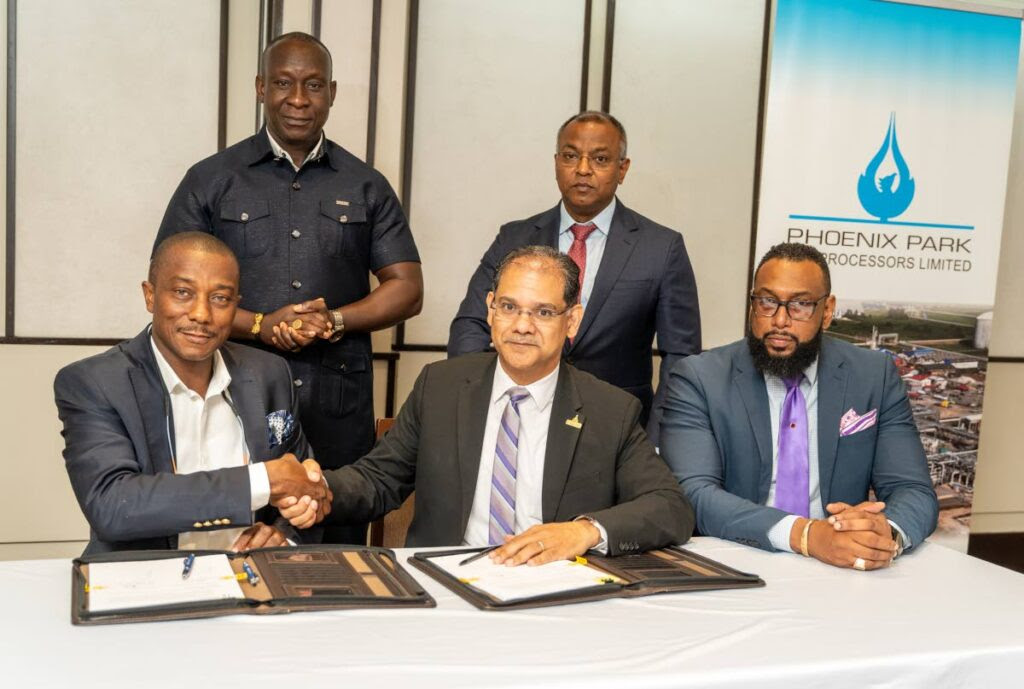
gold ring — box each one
[853,557,866,571]
[292,319,303,330]
[537,540,545,551]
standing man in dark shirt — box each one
[155,32,422,543]
[448,112,700,445]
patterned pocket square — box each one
[839,408,878,437]
[267,410,295,448]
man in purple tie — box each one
[277,245,694,565]
[660,243,937,570]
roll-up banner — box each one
[755,0,1021,549]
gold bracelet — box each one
[251,312,265,339]
[800,519,813,557]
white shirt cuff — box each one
[248,463,271,511]
[575,516,609,555]
[888,519,910,550]
[768,514,800,552]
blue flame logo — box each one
[857,113,915,222]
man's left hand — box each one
[293,297,336,340]
[489,521,601,567]
[231,522,289,551]
[827,501,890,538]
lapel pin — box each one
[565,414,582,429]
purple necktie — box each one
[489,387,530,545]
[774,375,810,518]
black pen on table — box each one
[459,546,499,567]
[181,553,195,580]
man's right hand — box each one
[802,518,897,570]
[272,458,333,529]
[265,453,330,508]
[261,299,332,352]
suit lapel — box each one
[222,347,270,463]
[125,333,176,475]
[569,201,639,349]
[541,366,584,521]
[816,338,848,506]
[534,204,561,248]
[457,357,499,533]
[732,346,774,501]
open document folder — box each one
[409,546,764,610]
[72,546,435,625]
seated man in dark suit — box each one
[281,246,694,565]
[447,111,701,445]
[660,242,938,570]
[55,232,329,555]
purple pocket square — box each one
[839,408,877,437]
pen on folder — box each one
[459,546,499,567]
[241,561,260,586]
[181,553,195,580]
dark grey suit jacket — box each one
[324,353,694,554]
[54,328,310,554]
[659,336,938,551]
[447,201,701,443]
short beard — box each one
[747,328,822,380]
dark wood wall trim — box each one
[968,532,1024,574]
[579,0,592,111]
[311,0,322,39]
[600,0,615,112]
[218,0,229,151]
[366,0,382,168]
[5,0,15,337]
[745,0,773,301]
[988,357,1024,364]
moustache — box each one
[503,337,538,346]
[763,331,797,342]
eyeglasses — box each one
[490,299,571,323]
[556,151,622,170]
[749,294,828,321]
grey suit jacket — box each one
[324,353,694,554]
[54,328,310,554]
[659,337,938,551]
[447,201,701,443]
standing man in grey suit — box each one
[281,246,694,564]
[55,233,330,555]
[448,112,701,444]
[660,242,937,570]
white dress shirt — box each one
[765,359,908,551]
[463,362,608,551]
[266,129,325,171]
[558,198,616,307]
[150,338,270,550]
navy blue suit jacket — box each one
[659,336,938,551]
[54,328,310,554]
[447,201,701,442]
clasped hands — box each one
[800,501,899,571]
[259,298,334,352]
[265,453,333,525]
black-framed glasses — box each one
[490,299,571,323]
[555,151,622,170]
[749,294,828,321]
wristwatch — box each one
[891,525,905,559]
[329,309,345,343]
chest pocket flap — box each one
[216,199,271,257]
[220,199,271,223]
[318,200,368,257]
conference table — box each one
[1,537,1022,688]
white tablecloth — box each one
[1,538,1022,688]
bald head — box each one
[260,32,333,80]
[149,232,239,286]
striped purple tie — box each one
[489,387,530,545]
[773,375,810,518]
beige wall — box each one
[2,0,1023,560]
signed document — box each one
[87,555,242,613]
[429,553,624,602]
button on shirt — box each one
[765,359,908,551]
[463,363,608,551]
[150,339,270,551]
[558,198,616,307]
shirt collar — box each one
[265,128,326,171]
[149,335,232,400]
[491,360,560,413]
[559,197,616,237]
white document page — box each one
[432,553,625,602]
[87,555,244,613]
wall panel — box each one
[320,0,374,161]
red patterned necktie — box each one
[568,223,597,293]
